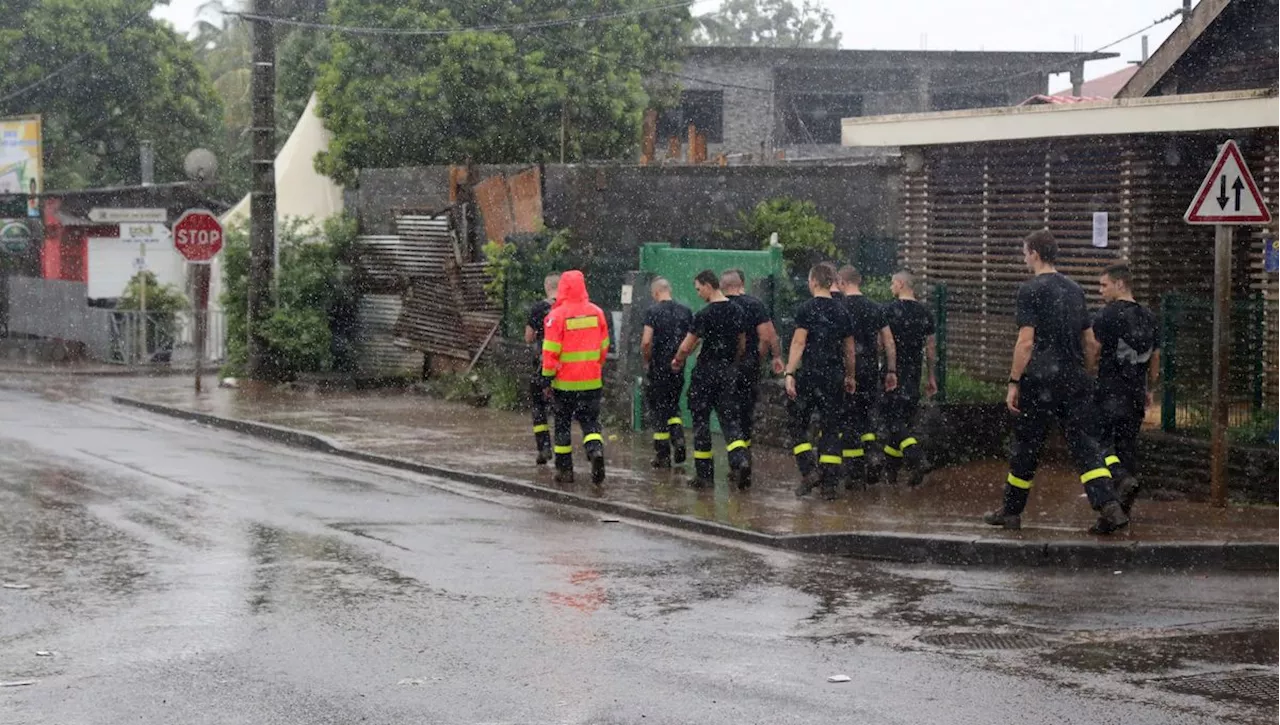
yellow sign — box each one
[0,116,43,200]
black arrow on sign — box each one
[1232,177,1245,211]
[1217,175,1229,210]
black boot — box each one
[1089,501,1130,535]
[687,476,712,489]
[553,469,575,484]
[536,448,552,465]
[672,437,687,465]
[732,464,752,491]
[794,470,821,497]
[589,451,606,485]
[982,510,1022,529]
[1115,476,1141,516]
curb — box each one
[111,395,1279,572]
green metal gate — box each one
[632,243,786,432]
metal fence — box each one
[102,309,227,366]
[1160,292,1274,436]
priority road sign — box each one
[1184,140,1272,225]
[172,209,223,263]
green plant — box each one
[475,365,523,411]
[483,226,579,336]
[219,214,361,379]
[861,276,892,302]
[944,366,1007,404]
[117,271,189,312]
[741,197,836,271]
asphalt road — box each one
[0,385,1275,724]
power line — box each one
[0,7,151,109]
[227,1,695,37]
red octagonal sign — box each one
[173,208,224,263]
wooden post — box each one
[641,109,657,166]
[1209,224,1233,507]
[194,263,211,393]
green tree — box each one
[740,196,836,271]
[314,0,689,183]
[693,0,841,48]
[0,0,223,189]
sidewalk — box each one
[106,375,1276,569]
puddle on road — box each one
[1043,628,1280,675]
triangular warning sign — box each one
[1185,140,1272,225]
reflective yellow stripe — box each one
[600,337,611,350]
[819,455,843,465]
[561,350,601,363]
[667,417,683,426]
[554,445,573,454]
[542,340,562,353]
[1080,467,1112,484]
[727,439,748,451]
[1105,455,1121,466]
[1007,473,1033,489]
[565,316,599,330]
[843,449,864,458]
[900,437,919,450]
[653,432,671,441]
[533,424,549,433]
[552,379,603,391]
[883,445,903,458]
[861,433,877,442]
[743,440,751,448]
[693,450,713,459]
[541,368,557,377]
[793,443,813,455]
[582,433,603,444]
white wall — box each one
[86,237,188,300]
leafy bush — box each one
[118,271,189,313]
[742,197,836,271]
[944,366,1008,404]
[483,227,580,337]
[861,276,892,302]
[220,215,360,379]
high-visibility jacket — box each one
[542,270,609,391]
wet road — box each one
[0,386,1275,724]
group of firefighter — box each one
[527,230,1160,536]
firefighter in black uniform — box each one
[524,273,559,464]
[836,265,898,488]
[787,262,857,500]
[880,269,937,487]
[641,277,693,468]
[671,270,751,490]
[984,230,1128,535]
[1092,263,1160,515]
[721,269,784,477]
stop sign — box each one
[173,209,224,262]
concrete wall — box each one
[6,277,113,359]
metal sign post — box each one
[1183,139,1272,507]
[172,209,224,393]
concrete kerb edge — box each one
[110,396,1277,571]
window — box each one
[656,90,724,143]
[781,93,862,145]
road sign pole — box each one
[139,243,147,365]
[193,263,211,394]
[1209,224,1233,507]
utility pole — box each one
[247,0,276,380]
[139,140,154,186]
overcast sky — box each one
[155,0,1185,86]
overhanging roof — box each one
[841,89,1278,148]
[1116,0,1232,98]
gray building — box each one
[658,46,1114,160]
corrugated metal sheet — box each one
[394,214,457,269]
[356,294,422,376]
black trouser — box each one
[552,389,604,472]
[688,363,748,481]
[731,363,761,447]
[881,387,924,470]
[530,375,552,455]
[646,369,686,461]
[1002,372,1118,515]
[788,370,845,485]
[1095,390,1145,481]
[841,385,880,474]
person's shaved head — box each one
[544,273,560,297]
[838,265,862,286]
[720,269,746,292]
[892,269,915,290]
[650,276,672,300]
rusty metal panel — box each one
[508,166,543,234]
[356,294,422,376]
[474,174,513,245]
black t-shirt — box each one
[793,296,854,376]
[527,299,553,366]
[728,293,771,367]
[691,299,745,367]
[884,299,935,390]
[1093,300,1159,400]
[643,299,693,374]
[843,294,886,388]
[1015,273,1090,381]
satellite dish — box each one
[183,148,218,183]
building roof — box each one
[1117,0,1231,98]
[1019,94,1109,106]
[682,45,1115,70]
[841,88,1277,148]
[1050,64,1140,98]
[43,182,229,225]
